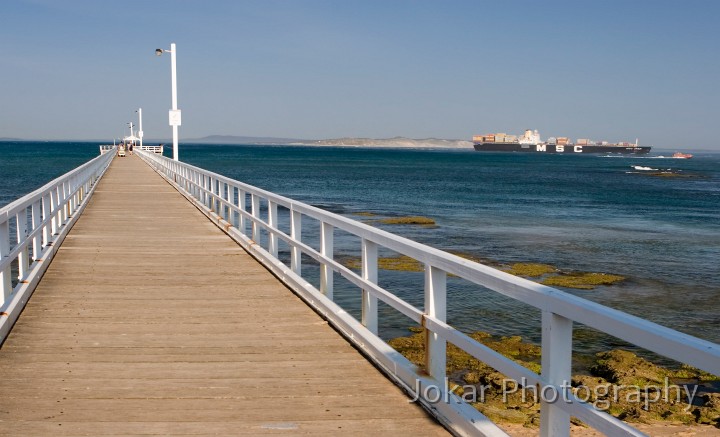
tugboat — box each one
[672,152,693,159]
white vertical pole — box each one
[361,239,378,334]
[540,311,573,437]
[320,222,333,300]
[290,209,302,275]
[138,107,143,149]
[268,201,278,258]
[424,265,447,381]
[170,43,179,161]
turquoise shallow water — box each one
[2,141,719,358]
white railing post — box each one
[290,209,302,275]
[216,179,223,215]
[78,180,84,205]
[212,178,218,213]
[200,175,206,206]
[188,169,194,198]
[50,187,59,236]
[361,239,378,334]
[540,311,573,437]
[424,265,447,381]
[192,171,198,199]
[219,181,226,218]
[209,178,216,212]
[72,179,78,215]
[31,201,42,260]
[268,201,278,258]
[60,182,68,224]
[67,180,74,217]
[214,179,219,214]
[251,194,260,242]
[209,177,214,210]
[238,189,247,235]
[42,193,51,246]
[199,173,204,204]
[225,182,231,222]
[203,175,209,207]
[0,218,11,305]
[229,186,236,226]
[72,177,78,214]
[320,222,334,299]
[195,171,201,200]
[15,212,28,280]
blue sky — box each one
[1,0,718,149]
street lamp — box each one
[155,43,180,161]
[136,108,143,149]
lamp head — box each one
[155,49,164,56]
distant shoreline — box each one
[2,139,718,153]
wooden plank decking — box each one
[0,156,448,435]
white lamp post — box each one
[155,43,180,161]
[136,108,143,149]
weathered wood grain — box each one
[0,156,447,436]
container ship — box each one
[473,129,651,154]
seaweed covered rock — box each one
[503,263,557,277]
[541,272,625,289]
[693,393,720,426]
[379,216,436,225]
[590,349,670,385]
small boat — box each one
[672,152,693,159]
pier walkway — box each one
[0,156,447,435]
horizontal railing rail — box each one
[137,149,719,437]
[0,150,114,343]
[138,145,163,154]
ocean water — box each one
[2,141,719,360]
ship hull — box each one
[473,142,651,154]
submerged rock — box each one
[378,216,436,225]
[503,263,557,277]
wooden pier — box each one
[0,156,447,435]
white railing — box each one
[137,149,720,437]
[139,144,163,154]
[101,144,161,155]
[0,151,114,343]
